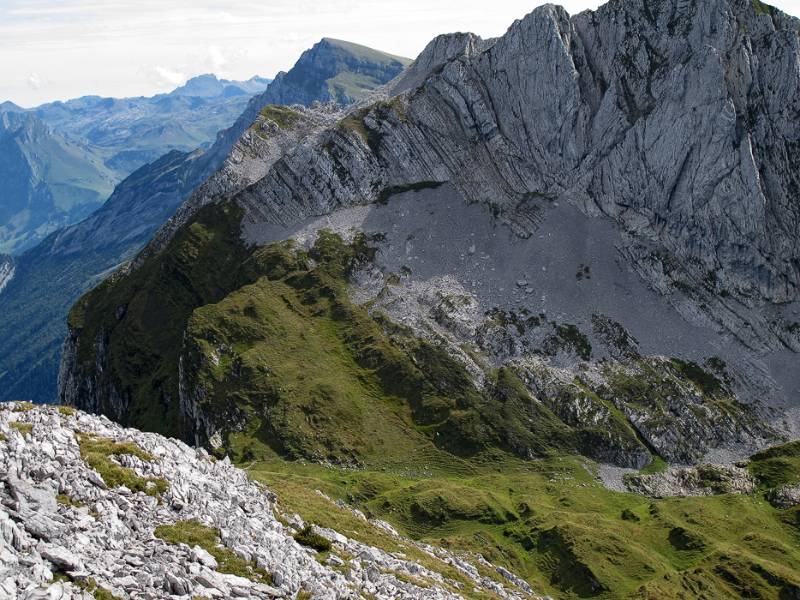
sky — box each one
[2,0,800,107]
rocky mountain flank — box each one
[0,403,535,599]
[61,0,800,473]
[0,255,14,294]
[0,39,409,404]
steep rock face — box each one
[0,403,534,599]
[226,0,799,371]
[216,0,800,331]
[62,0,800,468]
[387,32,493,95]
[0,39,408,403]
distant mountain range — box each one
[0,38,410,402]
[0,111,116,254]
[0,74,271,254]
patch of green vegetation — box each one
[78,434,168,496]
[259,105,303,130]
[57,405,76,416]
[11,401,35,411]
[638,456,669,475]
[338,108,383,153]
[669,358,724,396]
[621,508,640,522]
[0,433,6,442]
[54,574,121,600]
[155,520,273,584]
[56,493,86,509]
[248,454,800,600]
[88,583,120,600]
[293,525,332,552]
[749,441,800,489]
[542,323,592,361]
[10,422,32,435]
[753,0,775,15]
[377,181,444,205]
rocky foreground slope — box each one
[0,403,535,599]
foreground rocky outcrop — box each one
[0,403,536,599]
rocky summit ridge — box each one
[0,403,536,599]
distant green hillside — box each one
[0,112,115,254]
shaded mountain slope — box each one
[29,74,272,176]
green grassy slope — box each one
[70,206,582,460]
[749,441,800,489]
[249,453,800,599]
[322,38,413,66]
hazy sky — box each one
[2,0,800,107]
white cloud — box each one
[27,73,43,90]
[152,66,186,87]
[206,45,227,72]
